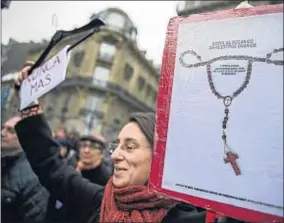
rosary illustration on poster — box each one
[155,9,284,219]
[179,47,284,176]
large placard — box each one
[149,4,283,222]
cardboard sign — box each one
[149,4,283,223]
[20,45,71,110]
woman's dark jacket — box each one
[46,155,112,222]
[15,114,244,223]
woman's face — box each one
[111,122,152,188]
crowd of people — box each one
[2,113,112,222]
[1,62,248,223]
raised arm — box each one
[16,111,103,221]
[14,63,104,222]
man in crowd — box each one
[1,116,49,223]
[53,124,67,139]
[76,132,112,185]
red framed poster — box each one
[149,4,283,223]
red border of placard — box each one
[149,4,283,223]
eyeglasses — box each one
[2,125,16,135]
[108,140,151,154]
[79,141,105,150]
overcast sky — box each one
[2,1,178,65]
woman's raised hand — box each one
[14,61,35,88]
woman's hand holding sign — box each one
[15,61,39,108]
[15,61,39,111]
[15,61,35,87]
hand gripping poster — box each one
[149,4,283,222]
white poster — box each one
[162,13,283,217]
[20,45,71,110]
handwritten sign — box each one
[20,46,71,110]
[149,4,283,223]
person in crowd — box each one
[67,129,81,152]
[54,124,67,139]
[76,133,112,185]
[56,137,78,167]
[14,63,245,223]
[1,116,49,223]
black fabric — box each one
[46,158,111,223]
[1,151,49,223]
[15,115,247,223]
[55,137,74,151]
[45,157,77,223]
[81,163,112,186]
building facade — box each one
[176,1,283,16]
[2,7,160,140]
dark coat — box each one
[46,158,112,223]
[81,162,112,186]
[15,115,245,223]
[1,150,49,223]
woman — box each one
[14,63,241,223]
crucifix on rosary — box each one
[221,96,241,176]
[179,47,283,177]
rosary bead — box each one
[225,109,229,114]
[222,135,226,140]
[222,124,227,129]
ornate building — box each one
[2,8,160,140]
[176,1,282,16]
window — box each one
[130,27,137,41]
[93,66,110,87]
[146,84,152,98]
[137,76,145,91]
[86,95,103,111]
[83,95,103,134]
[124,63,134,81]
[73,51,85,67]
[99,42,116,63]
[107,12,125,31]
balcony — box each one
[59,76,155,112]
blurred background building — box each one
[176,0,283,16]
[2,7,160,141]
